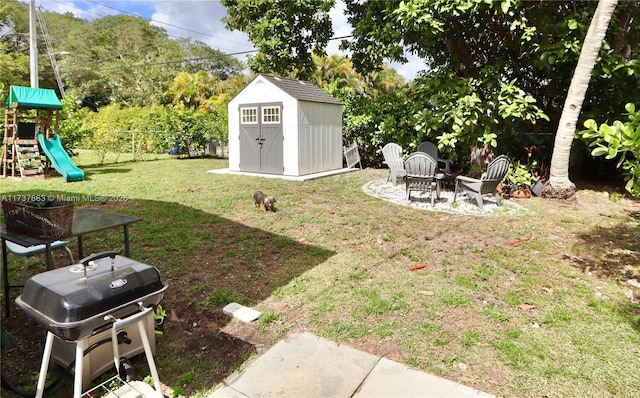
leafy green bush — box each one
[579,103,640,198]
[58,90,92,156]
[504,161,537,191]
[80,104,174,163]
[160,105,217,157]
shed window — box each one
[241,107,258,124]
[262,107,280,124]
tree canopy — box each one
[0,0,244,108]
[222,0,335,80]
[341,0,639,159]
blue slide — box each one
[37,133,85,182]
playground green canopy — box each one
[5,86,62,109]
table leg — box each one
[123,225,131,257]
[77,235,84,260]
[2,238,9,317]
[45,242,54,271]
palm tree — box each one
[312,54,364,94]
[544,0,618,199]
[166,71,222,110]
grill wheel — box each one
[118,357,136,382]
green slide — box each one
[37,133,85,182]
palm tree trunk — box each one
[544,0,618,199]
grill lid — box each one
[16,251,167,340]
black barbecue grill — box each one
[15,251,168,398]
[16,251,167,341]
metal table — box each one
[2,208,142,316]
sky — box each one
[27,0,425,81]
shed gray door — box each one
[239,103,283,174]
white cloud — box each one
[327,0,351,56]
[148,1,253,55]
[327,0,424,81]
[391,54,426,81]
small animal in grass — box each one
[253,191,276,212]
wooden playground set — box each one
[1,86,84,182]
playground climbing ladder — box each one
[2,104,44,179]
[15,140,44,178]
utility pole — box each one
[29,0,38,88]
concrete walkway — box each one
[208,332,494,398]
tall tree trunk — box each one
[543,0,618,200]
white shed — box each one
[228,74,343,176]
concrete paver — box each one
[210,332,378,397]
[355,357,492,397]
[209,332,494,398]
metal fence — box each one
[97,131,227,161]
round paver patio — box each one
[362,179,530,216]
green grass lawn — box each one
[1,151,639,397]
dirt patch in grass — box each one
[2,165,639,398]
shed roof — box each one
[260,74,342,105]
[5,86,62,109]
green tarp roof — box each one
[5,86,62,109]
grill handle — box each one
[106,303,154,329]
[80,250,119,279]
